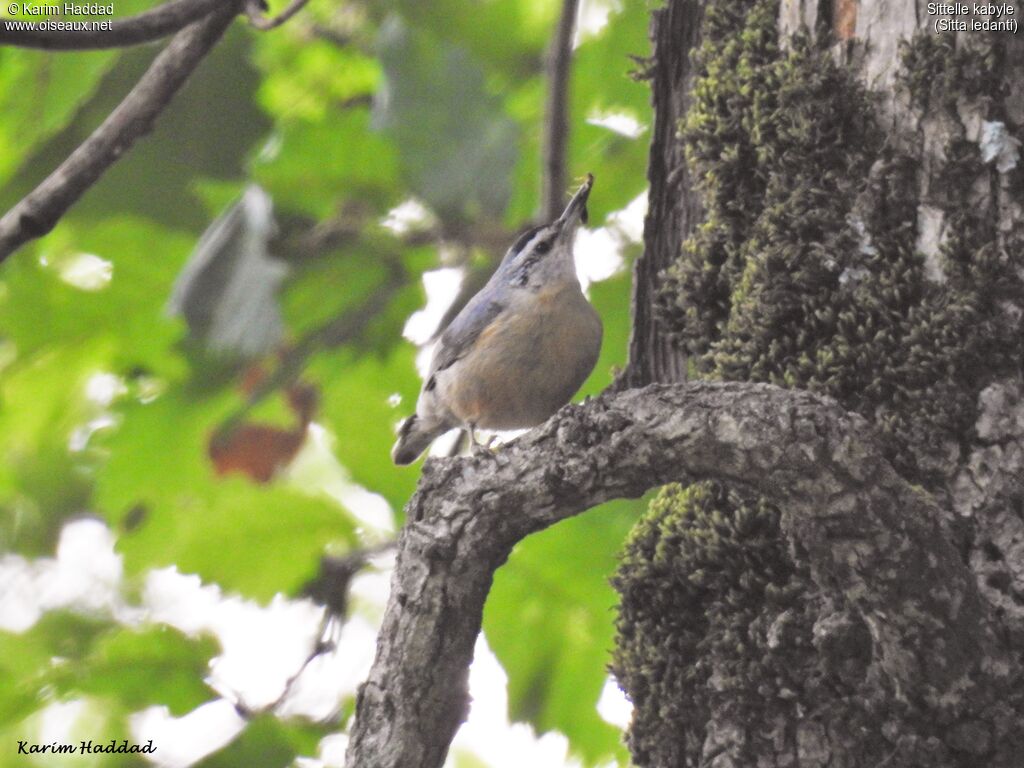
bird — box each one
[391,174,602,465]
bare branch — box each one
[0,0,226,50]
[0,3,242,262]
[309,23,353,48]
[303,540,397,617]
[241,539,396,719]
[245,0,310,30]
[237,608,336,719]
[539,0,579,221]
[345,381,1015,768]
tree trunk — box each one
[613,0,1024,766]
[623,0,700,387]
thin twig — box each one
[304,540,398,616]
[231,607,337,720]
[0,3,243,262]
[264,609,337,715]
[235,539,396,718]
[255,539,396,717]
[245,0,310,30]
[540,0,579,221]
[0,0,225,50]
[310,24,353,48]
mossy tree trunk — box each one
[614,1,1024,766]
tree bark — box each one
[540,0,580,222]
[343,382,1016,768]
[0,0,227,50]
[782,0,1024,665]
[622,0,701,387]
[613,0,1024,765]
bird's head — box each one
[499,174,593,289]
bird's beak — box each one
[556,173,593,229]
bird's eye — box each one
[535,238,552,255]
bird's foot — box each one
[467,424,497,458]
[471,441,497,458]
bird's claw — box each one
[471,442,494,458]
[467,424,497,458]
[471,436,497,458]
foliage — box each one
[0,612,217,754]
[485,499,638,765]
[0,0,652,765]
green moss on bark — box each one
[616,2,1023,765]
[897,32,1004,114]
[656,3,1020,479]
[657,0,780,355]
[610,484,948,767]
[612,483,805,766]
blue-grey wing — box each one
[426,294,505,385]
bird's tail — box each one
[391,414,441,465]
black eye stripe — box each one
[503,226,557,280]
[510,225,544,256]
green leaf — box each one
[0,37,123,188]
[0,612,113,728]
[312,343,421,514]
[59,626,218,715]
[571,124,649,223]
[384,0,554,76]
[194,714,310,768]
[94,389,357,599]
[505,1,651,224]
[1,28,268,233]
[484,500,640,765]
[0,344,109,554]
[253,109,399,220]
[279,245,401,339]
[254,29,380,122]
[375,16,518,222]
[570,1,651,219]
[0,216,192,373]
[579,273,634,397]
[573,0,651,117]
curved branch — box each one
[0,2,241,262]
[0,0,225,50]
[345,381,1014,768]
[539,0,578,221]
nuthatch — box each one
[392,174,602,465]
